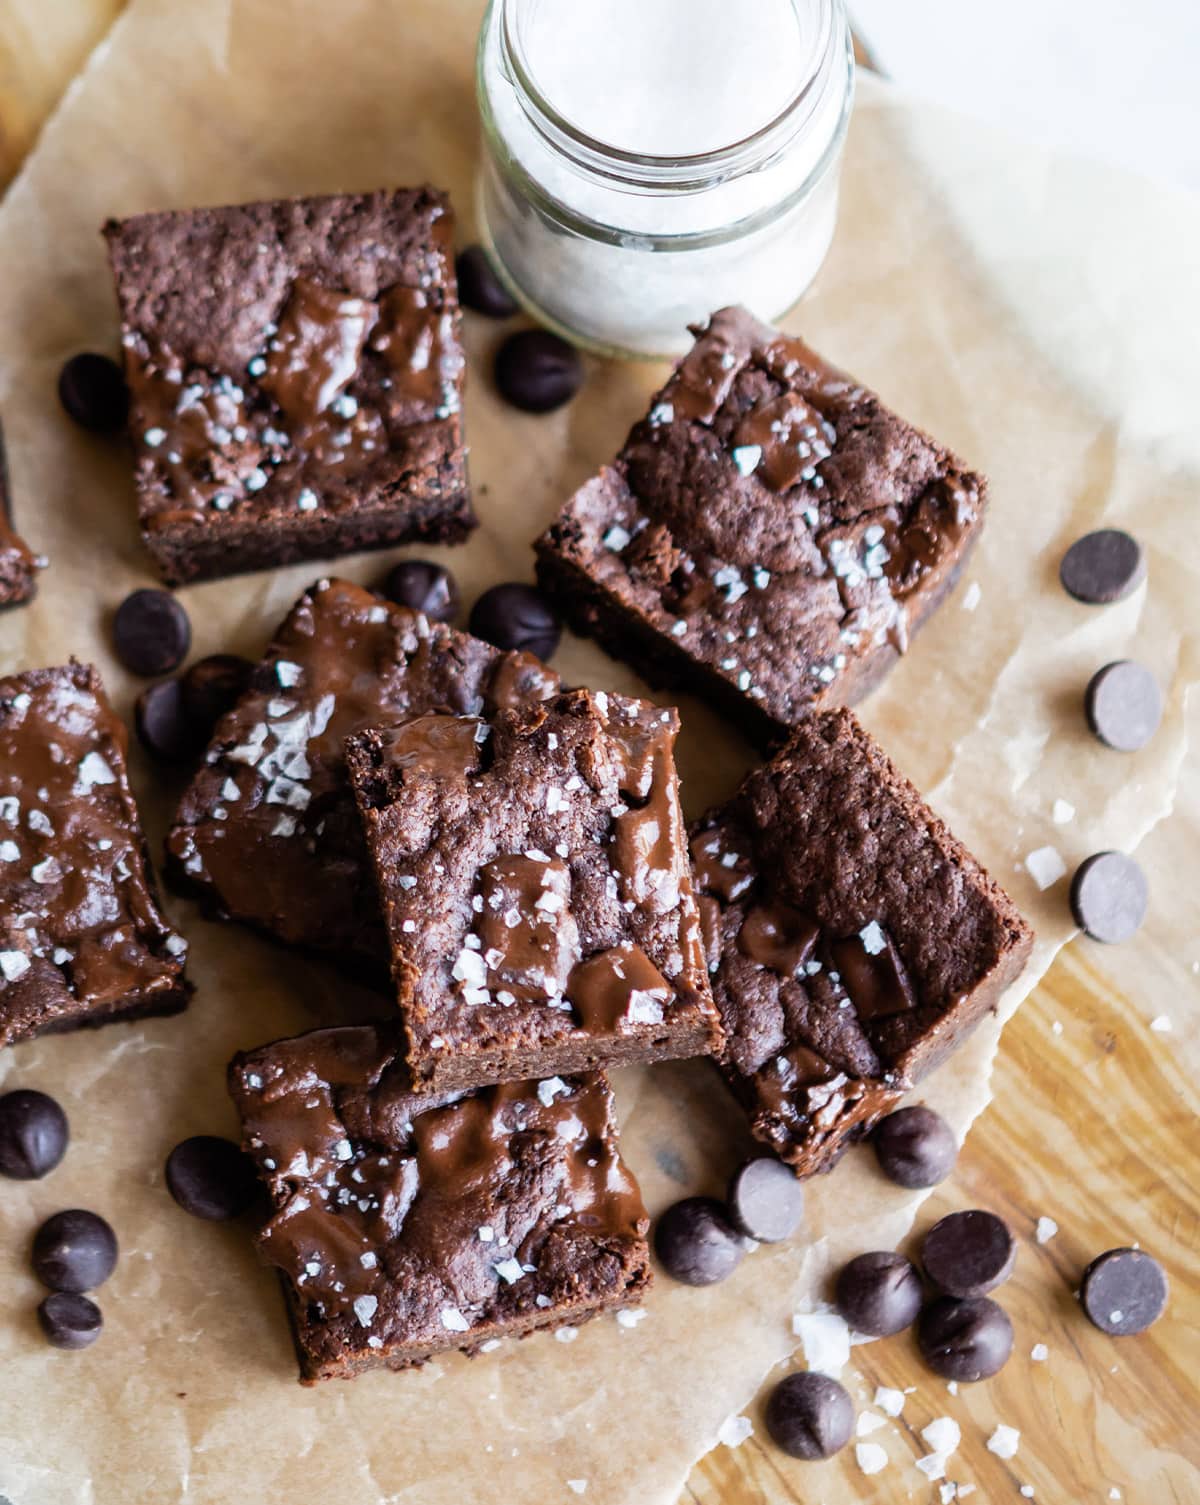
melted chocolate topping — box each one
[125,226,462,529]
[485,651,561,714]
[690,828,755,903]
[829,927,916,1021]
[693,822,916,1070]
[233,1028,647,1332]
[377,714,483,781]
[475,855,581,1003]
[262,280,377,422]
[737,903,819,977]
[568,943,673,1033]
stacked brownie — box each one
[197,578,722,1380]
[68,226,1029,1384]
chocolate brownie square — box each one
[345,689,722,1093]
[536,306,986,748]
[0,663,190,1046]
[104,187,473,585]
[0,418,42,608]
[228,1024,650,1382]
[691,708,1032,1176]
[166,578,558,976]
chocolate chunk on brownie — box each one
[691,708,1032,1175]
[104,188,474,585]
[345,689,722,1092]
[0,417,42,608]
[228,1025,650,1382]
[166,578,558,977]
[0,664,190,1046]
[535,306,986,748]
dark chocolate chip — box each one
[1080,1247,1168,1335]
[57,353,130,435]
[917,1294,1013,1381]
[1070,851,1148,944]
[921,1210,1016,1297]
[0,1088,69,1179]
[113,588,191,677]
[764,1371,854,1460]
[383,559,460,623]
[135,679,206,763]
[1085,661,1163,752]
[469,583,561,659]
[180,653,253,732]
[37,1291,103,1351]
[835,1250,924,1336]
[494,329,583,413]
[653,1197,745,1286]
[1060,529,1145,604]
[165,1135,259,1221]
[32,1209,118,1293]
[873,1105,957,1189]
[726,1156,805,1243]
[456,245,519,319]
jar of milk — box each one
[476,0,854,358]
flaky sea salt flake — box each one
[855,1442,888,1476]
[988,1424,1020,1459]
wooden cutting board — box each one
[1,8,1193,1503]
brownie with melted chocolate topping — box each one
[167,577,559,978]
[691,708,1032,1175]
[0,663,191,1046]
[345,688,722,1092]
[535,306,987,748]
[104,187,473,585]
[0,417,42,608]
[228,1024,650,1382]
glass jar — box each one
[476,0,855,359]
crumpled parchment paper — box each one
[0,3,1196,1502]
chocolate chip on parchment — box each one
[456,246,519,319]
[835,1250,924,1336]
[113,589,191,677]
[1070,851,1148,944]
[469,583,561,659]
[494,329,583,413]
[1059,529,1145,604]
[0,1089,69,1180]
[873,1105,957,1188]
[58,353,130,435]
[135,679,206,763]
[764,1371,854,1460]
[1080,1247,1168,1336]
[37,1291,103,1351]
[726,1156,805,1243]
[653,1197,745,1286]
[383,560,460,623]
[32,1209,118,1293]
[180,653,253,731]
[165,1135,259,1221]
[917,1294,1013,1381]
[921,1210,1016,1298]
[1085,661,1163,752]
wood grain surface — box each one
[1,8,1194,1504]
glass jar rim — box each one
[495,0,841,191]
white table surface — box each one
[851,0,1200,191]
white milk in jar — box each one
[476,0,854,357]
